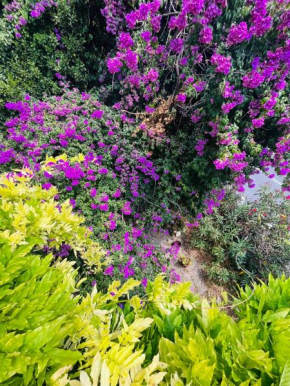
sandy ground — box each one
[151,231,225,299]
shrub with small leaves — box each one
[191,186,290,285]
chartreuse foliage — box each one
[1,247,290,385]
[0,170,104,269]
[0,252,166,385]
[0,247,82,384]
[49,275,290,386]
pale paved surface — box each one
[150,232,208,295]
[243,167,284,201]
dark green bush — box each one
[191,187,290,285]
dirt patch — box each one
[151,231,225,299]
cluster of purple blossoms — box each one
[204,3,222,21]
[227,22,250,45]
[210,53,232,75]
[0,149,15,164]
[242,71,265,89]
[30,0,58,18]
[195,139,208,156]
[204,188,226,215]
[169,38,184,53]
[107,57,123,74]
[101,0,126,35]
[177,94,186,103]
[199,26,213,44]
[4,1,27,38]
[222,82,244,114]
[118,32,134,49]
[250,0,272,37]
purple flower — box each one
[151,15,162,32]
[109,220,117,230]
[107,57,123,74]
[145,106,155,114]
[0,149,14,164]
[91,110,104,119]
[252,117,265,128]
[145,68,159,82]
[152,215,163,222]
[243,71,265,89]
[69,199,76,208]
[118,32,134,49]
[186,221,199,227]
[170,38,184,53]
[227,22,250,45]
[90,188,97,197]
[121,201,132,215]
[42,183,52,190]
[199,26,213,44]
[211,53,232,75]
[99,203,109,211]
[124,265,135,278]
[98,167,108,175]
[141,31,151,42]
[113,189,121,198]
[125,50,138,71]
[177,94,186,103]
[64,166,85,180]
[213,159,229,170]
[104,265,114,276]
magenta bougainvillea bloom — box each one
[210,53,232,75]
[177,94,186,103]
[104,265,114,276]
[199,26,213,44]
[91,110,104,119]
[107,57,123,73]
[227,22,250,45]
[118,32,134,49]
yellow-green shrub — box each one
[1,171,290,385]
[0,246,83,384]
[0,171,104,269]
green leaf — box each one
[45,348,82,365]
[280,362,290,386]
[153,315,164,334]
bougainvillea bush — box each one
[103,0,290,225]
[2,0,290,226]
[0,91,183,289]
